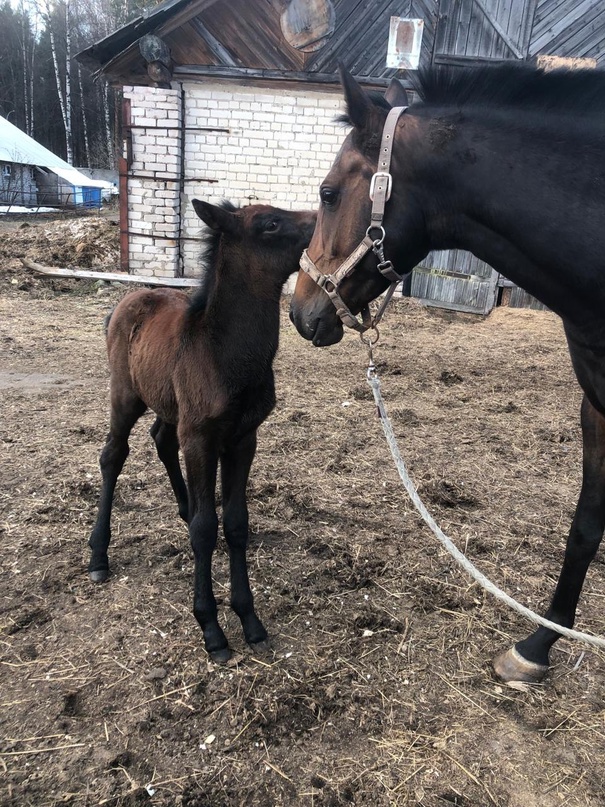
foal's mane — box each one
[411,63,605,116]
[189,200,239,317]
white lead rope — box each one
[366,363,605,651]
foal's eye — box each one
[320,187,338,207]
[264,219,280,233]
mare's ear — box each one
[192,199,238,233]
[384,78,409,108]
[339,63,372,130]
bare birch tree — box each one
[76,63,90,165]
[45,0,73,163]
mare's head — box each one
[292,63,605,345]
[289,68,429,346]
[191,200,316,312]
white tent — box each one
[0,116,112,207]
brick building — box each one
[77,0,410,282]
[120,81,343,278]
[78,0,605,311]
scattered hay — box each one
[1,232,605,806]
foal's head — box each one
[192,200,317,308]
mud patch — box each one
[0,370,84,392]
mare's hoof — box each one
[89,569,109,584]
[209,647,232,664]
[493,646,549,685]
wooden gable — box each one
[97,0,439,87]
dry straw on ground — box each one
[1,217,605,806]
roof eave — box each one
[75,0,196,71]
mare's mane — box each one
[411,63,605,116]
[339,64,605,126]
[188,199,239,317]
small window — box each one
[1,164,11,178]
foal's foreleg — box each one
[182,434,230,661]
[88,396,146,583]
[150,418,188,522]
[221,430,268,649]
[495,395,605,683]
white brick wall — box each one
[123,85,183,278]
[124,81,346,279]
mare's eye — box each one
[320,187,338,207]
[264,219,280,233]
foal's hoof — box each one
[493,646,549,686]
[89,569,109,584]
[209,647,232,664]
[249,638,272,656]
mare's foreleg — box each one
[221,430,268,649]
[88,395,146,583]
[150,417,188,522]
[182,433,230,661]
[494,395,605,683]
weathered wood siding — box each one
[435,0,538,62]
[411,250,499,314]
[529,0,605,65]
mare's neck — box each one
[408,109,605,327]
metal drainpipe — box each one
[176,83,186,278]
[119,96,132,273]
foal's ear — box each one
[384,78,409,108]
[339,64,372,130]
[192,199,238,233]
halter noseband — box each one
[300,105,408,333]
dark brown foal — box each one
[88,200,316,661]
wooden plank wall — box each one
[435,0,537,61]
[411,250,499,314]
[529,0,605,65]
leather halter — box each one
[299,105,408,333]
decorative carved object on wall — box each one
[139,34,173,87]
[280,0,336,52]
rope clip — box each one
[361,327,380,379]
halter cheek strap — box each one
[300,105,408,333]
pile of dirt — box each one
[0,215,120,271]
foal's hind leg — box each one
[494,395,605,684]
[181,431,230,661]
[150,418,188,522]
[221,430,268,649]
[88,394,146,583]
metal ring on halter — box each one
[360,326,380,347]
[366,225,386,246]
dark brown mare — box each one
[89,200,315,661]
[290,64,605,685]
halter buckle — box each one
[316,274,337,294]
[369,171,392,202]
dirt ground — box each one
[1,216,605,807]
